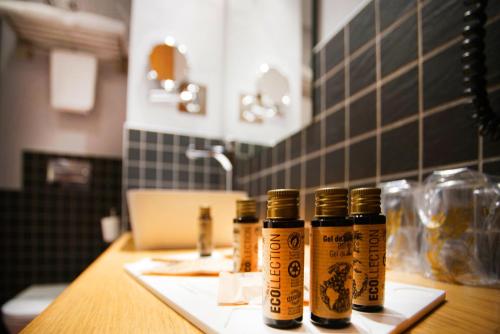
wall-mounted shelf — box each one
[0,1,127,62]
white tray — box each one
[125,260,445,334]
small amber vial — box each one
[310,188,353,328]
[198,206,213,257]
[262,189,305,329]
[233,199,260,272]
[350,188,386,312]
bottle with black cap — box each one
[262,189,305,329]
[350,187,386,312]
[310,187,353,328]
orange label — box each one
[352,224,386,306]
[233,223,260,272]
[310,226,353,319]
[262,227,305,320]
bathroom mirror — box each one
[147,38,188,92]
[240,66,290,123]
[147,37,206,115]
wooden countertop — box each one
[23,233,500,333]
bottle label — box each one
[198,218,213,256]
[310,226,353,319]
[233,222,260,272]
[352,223,386,306]
[262,227,304,320]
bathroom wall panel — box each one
[236,0,500,220]
[0,152,121,313]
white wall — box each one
[319,0,367,47]
[0,23,126,189]
[126,0,225,139]
[127,0,304,146]
[223,0,302,146]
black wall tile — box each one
[290,163,302,189]
[349,137,376,180]
[276,170,286,188]
[486,19,500,87]
[483,90,500,158]
[379,0,416,31]
[422,0,463,53]
[350,46,376,95]
[162,150,173,163]
[483,161,500,176]
[325,30,344,72]
[381,121,419,174]
[290,132,303,160]
[145,149,157,162]
[313,85,322,117]
[381,14,417,77]
[325,70,345,109]
[325,109,345,147]
[145,167,157,180]
[146,132,157,144]
[314,51,321,79]
[275,140,286,165]
[306,157,321,188]
[350,91,376,137]
[129,129,141,142]
[161,169,173,182]
[128,147,140,161]
[424,105,478,168]
[325,148,345,184]
[487,1,500,17]
[162,133,174,146]
[306,121,321,153]
[381,68,418,125]
[423,43,462,110]
[0,152,120,309]
[128,166,139,179]
[349,2,375,53]
[179,135,190,147]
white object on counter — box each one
[101,209,120,243]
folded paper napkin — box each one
[217,271,310,306]
[141,251,233,276]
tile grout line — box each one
[300,128,306,218]
[238,154,500,192]
[204,138,209,190]
[320,45,326,186]
[172,134,179,189]
[478,136,483,173]
[375,0,382,185]
[188,137,194,190]
[139,130,146,189]
[156,133,162,189]
[417,0,424,182]
[344,26,350,188]
[285,136,291,188]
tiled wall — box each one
[122,128,265,221]
[0,152,121,315]
[237,0,500,220]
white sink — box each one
[127,189,247,250]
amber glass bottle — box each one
[233,199,260,272]
[262,189,305,329]
[198,206,213,257]
[350,188,386,312]
[310,187,353,328]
